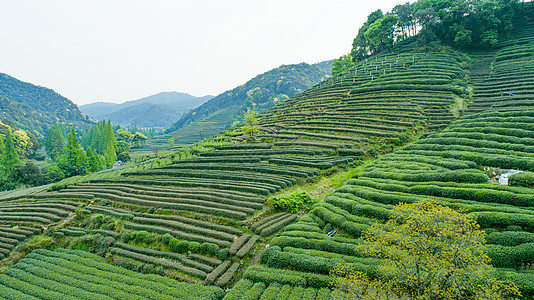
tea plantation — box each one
[1,11,534,300]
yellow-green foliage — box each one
[331,200,521,299]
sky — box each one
[0,0,405,106]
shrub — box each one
[269,192,317,213]
[188,241,200,253]
[169,239,189,253]
[200,243,219,256]
[161,233,173,245]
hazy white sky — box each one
[0,0,405,105]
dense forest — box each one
[0,73,93,137]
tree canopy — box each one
[351,0,521,61]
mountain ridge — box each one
[80,91,214,127]
[0,72,93,136]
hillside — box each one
[0,73,93,136]
[161,61,333,145]
[80,92,214,128]
[1,5,534,299]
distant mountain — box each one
[163,61,333,144]
[80,92,214,128]
[0,73,93,136]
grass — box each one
[267,160,371,202]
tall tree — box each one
[86,147,103,173]
[0,134,4,159]
[104,143,117,168]
[104,121,118,154]
[351,10,384,61]
[66,127,80,166]
[1,129,22,177]
[45,124,66,160]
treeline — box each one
[351,0,521,60]
[0,120,149,191]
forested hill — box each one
[0,73,93,136]
[80,92,214,128]
[162,61,332,144]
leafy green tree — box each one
[393,2,417,38]
[364,14,400,53]
[242,108,259,137]
[1,129,22,178]
[117,151,131,162]
[45,124,66,160]
[116,128,133,143]
[331,200,521,299]
[10,162,42,187]
[167,138,175,147]
[132,132,148,148]
[42,164,65,183]
[331,54,355,77]
[351,10,384,61]
[12,130,33,158]
[117,140,130,154]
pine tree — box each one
[45,124,66,160]
[86,147,103,172]
[91,126,103,153]
[66,127,80,166]
[105,121,118,153]
[104,143,117,168]
[1,129,22,177]
[0,134,5,159]
[75,149,88,174]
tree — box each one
[117,151,130,162]
[1,129,22,178]
[66,127,80,166]
[104,142,117,168]
[351,10,384,61]
[104,121,118,154]
[331,54,355,77]
[117,140,130,154]
[116,128,133,143]
[331,200,521,299]
[12,130,33,158]
[364,14,400,53]
[167,138,175,148]
[132,132,148,148]
[11,162,42,187]
[45,124,66,160]
[242,107,259,137]
[0,134,5,159]
[75,149,88,174]
[86,147,103,173]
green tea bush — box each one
[509,172,534,188]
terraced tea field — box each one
[224,20,534,298]
[1,19,534,299]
